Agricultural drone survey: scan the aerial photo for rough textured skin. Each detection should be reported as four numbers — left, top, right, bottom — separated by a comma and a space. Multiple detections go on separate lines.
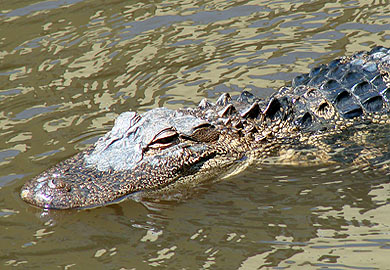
21, 46, 390, 209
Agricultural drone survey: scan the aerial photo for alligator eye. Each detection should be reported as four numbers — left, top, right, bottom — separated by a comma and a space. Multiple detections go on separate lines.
148, 128, 179, 149
185, 123, 219, 142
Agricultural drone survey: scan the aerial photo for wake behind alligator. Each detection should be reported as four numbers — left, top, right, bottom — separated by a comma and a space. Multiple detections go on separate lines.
21, 46, 390, 209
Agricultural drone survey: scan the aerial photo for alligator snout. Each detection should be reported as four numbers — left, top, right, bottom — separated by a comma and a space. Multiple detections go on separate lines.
20, 173, 81, 209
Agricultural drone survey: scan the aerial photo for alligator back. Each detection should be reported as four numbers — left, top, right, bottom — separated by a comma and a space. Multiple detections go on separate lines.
264, 46, 390, 133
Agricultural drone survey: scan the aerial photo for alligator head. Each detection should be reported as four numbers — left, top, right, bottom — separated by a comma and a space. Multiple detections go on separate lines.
20, 103, 257, 209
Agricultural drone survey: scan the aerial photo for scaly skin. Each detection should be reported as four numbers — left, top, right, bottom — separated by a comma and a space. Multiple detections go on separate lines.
21, 46, 390, 209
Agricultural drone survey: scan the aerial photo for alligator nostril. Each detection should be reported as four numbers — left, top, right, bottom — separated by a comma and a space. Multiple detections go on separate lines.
48, 178, 67, 190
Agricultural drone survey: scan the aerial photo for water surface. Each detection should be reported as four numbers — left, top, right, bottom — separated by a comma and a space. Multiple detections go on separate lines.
1, 0, 390, 269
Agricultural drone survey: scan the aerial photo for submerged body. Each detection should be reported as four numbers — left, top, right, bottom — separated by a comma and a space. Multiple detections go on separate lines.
21, 46, 390, 209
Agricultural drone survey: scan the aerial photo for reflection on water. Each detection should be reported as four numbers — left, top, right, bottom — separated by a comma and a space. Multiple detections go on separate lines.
1, 0, 390, 269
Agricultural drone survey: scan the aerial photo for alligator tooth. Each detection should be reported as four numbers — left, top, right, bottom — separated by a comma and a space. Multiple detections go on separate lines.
241, 102, 260, 119
198, 98, 212, 109
216, 93, 231, 106
218, 104, 236, 117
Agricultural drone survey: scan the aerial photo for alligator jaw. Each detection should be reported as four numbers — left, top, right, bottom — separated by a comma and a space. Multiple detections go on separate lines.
20, 143, 223, 209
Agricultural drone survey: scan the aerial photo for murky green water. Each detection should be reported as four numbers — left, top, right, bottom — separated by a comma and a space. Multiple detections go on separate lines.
1, 0, 390, 269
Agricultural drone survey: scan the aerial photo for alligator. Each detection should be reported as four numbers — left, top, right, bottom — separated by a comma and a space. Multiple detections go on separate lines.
20, 46, 390, 209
